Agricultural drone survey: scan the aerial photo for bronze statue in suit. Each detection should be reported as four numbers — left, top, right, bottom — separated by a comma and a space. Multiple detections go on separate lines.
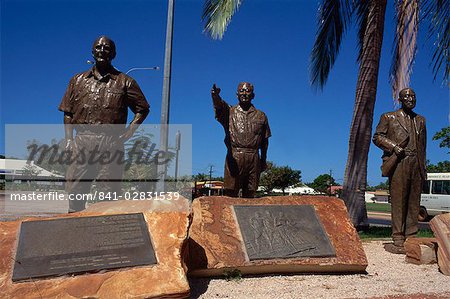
373, 88, 426, 253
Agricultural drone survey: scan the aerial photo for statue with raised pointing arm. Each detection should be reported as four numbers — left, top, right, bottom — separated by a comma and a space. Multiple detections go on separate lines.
211, 82, 271, 198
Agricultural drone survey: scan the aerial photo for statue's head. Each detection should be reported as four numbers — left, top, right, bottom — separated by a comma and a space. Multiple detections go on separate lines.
92, 36, 116, 67
236, 82, 255, 105
399, 88, 416, 111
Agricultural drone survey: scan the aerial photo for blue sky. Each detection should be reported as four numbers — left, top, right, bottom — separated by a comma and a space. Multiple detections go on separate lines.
1, 0, 448, 185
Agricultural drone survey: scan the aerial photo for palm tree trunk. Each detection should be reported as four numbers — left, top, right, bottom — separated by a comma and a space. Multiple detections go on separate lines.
342, 0, 387, 229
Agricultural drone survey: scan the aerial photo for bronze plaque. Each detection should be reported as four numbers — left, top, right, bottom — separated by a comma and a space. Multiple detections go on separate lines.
12, 213, 157, 282
233, 205, 336, 260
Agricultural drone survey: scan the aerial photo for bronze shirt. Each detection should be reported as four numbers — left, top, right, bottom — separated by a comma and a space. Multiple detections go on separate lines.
59, 67, 149, 125
214, 97, 271, 150
228, 105, 271, 150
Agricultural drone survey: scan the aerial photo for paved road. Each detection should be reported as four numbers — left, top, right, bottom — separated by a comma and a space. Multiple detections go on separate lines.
0, 192, 433, 230
368, 211, 431, 230
0, 191, 68, 221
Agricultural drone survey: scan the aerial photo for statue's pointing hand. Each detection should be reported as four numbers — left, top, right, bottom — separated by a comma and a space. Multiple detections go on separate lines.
211, 84, 221, 96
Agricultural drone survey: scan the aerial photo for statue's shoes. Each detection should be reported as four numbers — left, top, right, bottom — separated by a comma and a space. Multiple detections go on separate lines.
383, 242, 406, 254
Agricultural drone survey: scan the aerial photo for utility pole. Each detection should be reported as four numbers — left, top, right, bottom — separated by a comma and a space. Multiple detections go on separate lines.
209, 165, 213, 183
158, 0, 175, 191
174, 131, 181, 181
329, 169, 333, 196
208, 165, 213, 196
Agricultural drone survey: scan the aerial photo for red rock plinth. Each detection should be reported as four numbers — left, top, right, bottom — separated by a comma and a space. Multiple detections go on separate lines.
188, 196, 367, 277
430, 213, 450, 275
404, 237, 437, 264
0, 199, 191, 299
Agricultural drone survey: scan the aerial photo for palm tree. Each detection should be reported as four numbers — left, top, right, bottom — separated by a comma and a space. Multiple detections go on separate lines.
202, 1, 448, 83
202, 0, 243, 40
202, 0, 448, 228
310, 0, 447, 228
313, 0, 387, 229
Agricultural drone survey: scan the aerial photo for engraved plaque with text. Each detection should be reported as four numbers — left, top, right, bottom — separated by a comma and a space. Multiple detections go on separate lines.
233, 205, 336, 260
12, 213, 157, 282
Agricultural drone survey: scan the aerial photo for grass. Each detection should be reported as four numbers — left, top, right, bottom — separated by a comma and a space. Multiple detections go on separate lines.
223, 269, 242, 281
358, 227, 434, 240
366, 202, 391, 213
362, 202, 434, 240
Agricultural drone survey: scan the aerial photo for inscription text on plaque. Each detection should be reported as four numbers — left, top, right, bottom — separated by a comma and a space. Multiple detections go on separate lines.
12, 213, 157, 282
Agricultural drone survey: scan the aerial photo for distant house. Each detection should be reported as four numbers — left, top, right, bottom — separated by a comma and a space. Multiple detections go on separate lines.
193, 180, 224, 197
329, 185, 343, 196
365, 190, 390, 203
374, 190, 390, 202
269, 185, 320, 195
365, 192, 376, 203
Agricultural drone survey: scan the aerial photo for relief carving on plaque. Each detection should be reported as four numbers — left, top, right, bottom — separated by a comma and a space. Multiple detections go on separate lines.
234, 205, 336, 260
249, 210, 317, 256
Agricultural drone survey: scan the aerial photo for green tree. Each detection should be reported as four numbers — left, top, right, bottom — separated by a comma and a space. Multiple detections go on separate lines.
125, 128, 155, 161
432, 126, 450, 152
123, 128, 158, 192
21, 163, 42, 177
426, 160, 450, 173
308, 174, 339, 194
192, 173, 223, 182
367, 179, 390, 191
425, 127, 450, 173
201, 0, 448, 229
259, 162, 301, 195
193, 173, 208, 181
26, 138, 67, 175
21, 163, 43, 188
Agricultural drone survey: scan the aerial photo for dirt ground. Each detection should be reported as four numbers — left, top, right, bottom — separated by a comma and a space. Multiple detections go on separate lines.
189, 240, 449, 299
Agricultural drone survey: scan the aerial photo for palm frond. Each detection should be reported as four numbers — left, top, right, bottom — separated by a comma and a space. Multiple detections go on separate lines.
310, 0, 353, 89
390, 0, 419, 102
202, 0, 242, 40
422, 0, 449, 84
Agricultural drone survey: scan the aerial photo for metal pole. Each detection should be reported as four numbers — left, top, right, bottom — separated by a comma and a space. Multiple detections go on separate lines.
125, 67, 160, 74
208, 165, 213, 196
174, 130, 181, 180
329, 169, 333, 196
158, 0, 175, 191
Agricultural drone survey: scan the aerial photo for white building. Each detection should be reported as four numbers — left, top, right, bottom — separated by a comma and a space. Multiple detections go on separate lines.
261, 185, 320, 195
0, 159, 64, 187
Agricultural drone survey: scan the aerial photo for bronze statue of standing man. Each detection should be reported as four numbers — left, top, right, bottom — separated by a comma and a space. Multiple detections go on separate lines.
59, 36, 150, 212
212, 82, 271, 198
373, 88, 426, 253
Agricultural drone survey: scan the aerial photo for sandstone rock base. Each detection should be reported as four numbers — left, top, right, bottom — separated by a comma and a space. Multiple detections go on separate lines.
430, 213, 450, 275
404, 238, 437, 264
0, 199, 191, 299
188, 196, 367, 277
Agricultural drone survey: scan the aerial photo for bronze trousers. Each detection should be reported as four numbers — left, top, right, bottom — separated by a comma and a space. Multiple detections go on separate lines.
224, 149, 260, 198
389, 155, 422, 246
66, 133, 124, 212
